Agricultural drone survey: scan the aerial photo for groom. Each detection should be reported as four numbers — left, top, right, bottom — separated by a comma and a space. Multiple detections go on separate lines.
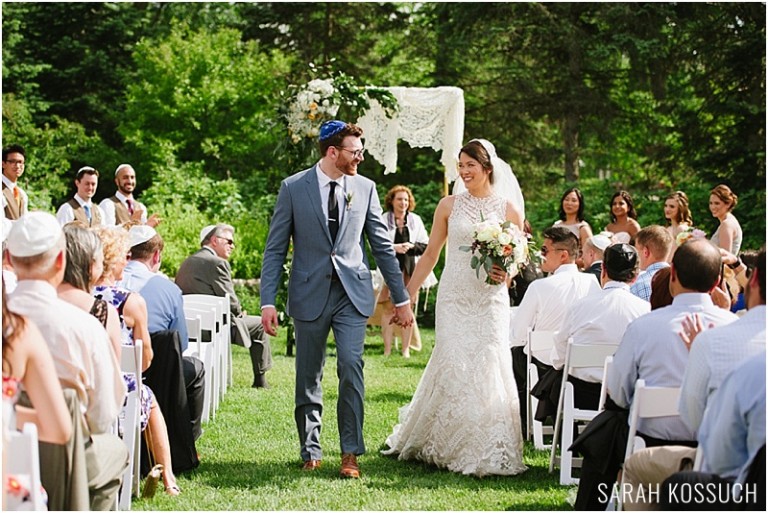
260, 120, 413, 479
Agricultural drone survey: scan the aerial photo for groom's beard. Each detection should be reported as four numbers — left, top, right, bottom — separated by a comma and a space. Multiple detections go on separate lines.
337, 155, 360, 176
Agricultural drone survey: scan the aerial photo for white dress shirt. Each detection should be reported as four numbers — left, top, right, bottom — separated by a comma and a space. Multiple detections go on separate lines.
679, 304, 766, 433
608, 293, 738, 441
551, 281, 650, 382
99, 190, 147, 226
55, 193, 106, 226
511, 263, 601, 365
315, 164, 348, 225
9, 280, 126, 434
2, 174, 29, 218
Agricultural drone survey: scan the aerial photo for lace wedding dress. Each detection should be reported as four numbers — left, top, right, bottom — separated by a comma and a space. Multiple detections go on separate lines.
382, 192, 527, 477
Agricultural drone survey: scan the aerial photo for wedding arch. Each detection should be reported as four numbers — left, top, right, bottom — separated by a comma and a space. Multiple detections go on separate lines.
355, 86, 465, 192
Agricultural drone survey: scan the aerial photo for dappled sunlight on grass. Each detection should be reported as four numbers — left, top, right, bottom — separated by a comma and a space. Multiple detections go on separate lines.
133, 328, 571, 510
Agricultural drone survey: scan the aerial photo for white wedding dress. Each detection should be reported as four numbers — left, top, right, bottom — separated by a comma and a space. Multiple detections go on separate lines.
382, 191, 527, 477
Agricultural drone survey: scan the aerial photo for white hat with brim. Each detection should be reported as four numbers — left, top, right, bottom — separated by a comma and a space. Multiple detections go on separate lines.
128, 225, 157, 248
6, 212, 63, 257
199, 225, 217, 245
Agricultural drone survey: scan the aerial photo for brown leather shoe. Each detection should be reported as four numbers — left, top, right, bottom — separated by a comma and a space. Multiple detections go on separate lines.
340, 453, 360, 479
302, 459, 322, 471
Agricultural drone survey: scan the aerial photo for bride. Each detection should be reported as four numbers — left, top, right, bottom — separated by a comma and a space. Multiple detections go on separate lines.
382, 139, 527, 477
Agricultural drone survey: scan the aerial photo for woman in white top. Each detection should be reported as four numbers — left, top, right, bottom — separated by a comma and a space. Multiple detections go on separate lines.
605, 190, 641, 242
664, 190, 694, 239
709, 184, 742, 255
553, 187, 592, 261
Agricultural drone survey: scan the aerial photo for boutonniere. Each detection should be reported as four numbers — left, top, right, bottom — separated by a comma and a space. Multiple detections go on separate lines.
345, 192, 354, 211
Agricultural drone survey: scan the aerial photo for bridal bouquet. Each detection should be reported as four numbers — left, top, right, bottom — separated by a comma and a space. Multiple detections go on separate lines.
675, 224, 707, 247
460, 218, 529, 285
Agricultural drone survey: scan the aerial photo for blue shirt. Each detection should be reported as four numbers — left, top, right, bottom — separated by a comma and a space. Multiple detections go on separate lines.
119, 260, 189, 351
699, 352, 765, 485
630, 261, 670, 302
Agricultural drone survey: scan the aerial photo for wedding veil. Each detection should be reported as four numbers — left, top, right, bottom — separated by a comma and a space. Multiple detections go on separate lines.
451, 138, 525, 220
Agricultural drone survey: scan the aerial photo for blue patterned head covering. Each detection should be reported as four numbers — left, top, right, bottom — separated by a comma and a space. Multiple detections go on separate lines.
319, 120, 347, 142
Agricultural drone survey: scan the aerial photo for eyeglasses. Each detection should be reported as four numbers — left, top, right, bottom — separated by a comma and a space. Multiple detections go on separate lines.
541, 245, 568, 256
3, 159, 24, 166
216, 235, 235, 246
334, 146, 365, 159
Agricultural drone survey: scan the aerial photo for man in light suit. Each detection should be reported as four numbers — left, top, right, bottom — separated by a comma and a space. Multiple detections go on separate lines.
260, 120, 413, 479
176, 223, 273, 388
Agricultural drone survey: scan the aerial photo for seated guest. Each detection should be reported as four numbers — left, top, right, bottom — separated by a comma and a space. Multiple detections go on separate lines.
661, 353, 765, 510
549, 244, 649, 411
650, 267, 673, 310
582, 233, 612, 283
57, 224, 123, 357
679, 247, 765, 432
6, 212, 127, 510
118, 225, 206, 442
82, 226, 180, 495
630, 225, 673, 301
511, 226, 601, 430
55, 166, 106, 228
3, 282, 72, 444
3, 281, 73, 511
573, 238, 737, 510
176, 224, 273, 388
618, 250, 764, 509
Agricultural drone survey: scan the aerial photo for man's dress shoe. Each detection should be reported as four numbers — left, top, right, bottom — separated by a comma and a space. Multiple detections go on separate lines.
340, 453, 360, 479
302, 459, 322, 471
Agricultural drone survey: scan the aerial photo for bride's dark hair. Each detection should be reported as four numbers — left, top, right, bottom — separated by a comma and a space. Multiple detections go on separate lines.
459, 141, 494, 184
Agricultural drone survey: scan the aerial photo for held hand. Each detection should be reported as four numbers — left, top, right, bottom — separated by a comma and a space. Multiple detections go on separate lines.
390, 303, 414, 328
131, 208, 144, 222
261, 306, 279, 337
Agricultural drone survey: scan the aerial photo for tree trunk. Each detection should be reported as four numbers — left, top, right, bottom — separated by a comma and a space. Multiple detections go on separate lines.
563, 113, 580, 182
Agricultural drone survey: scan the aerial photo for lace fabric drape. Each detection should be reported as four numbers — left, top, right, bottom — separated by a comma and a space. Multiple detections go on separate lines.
356, 87, 464, 181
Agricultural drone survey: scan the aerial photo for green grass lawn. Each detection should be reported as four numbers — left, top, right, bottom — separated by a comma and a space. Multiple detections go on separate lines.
134, 327, 575, 511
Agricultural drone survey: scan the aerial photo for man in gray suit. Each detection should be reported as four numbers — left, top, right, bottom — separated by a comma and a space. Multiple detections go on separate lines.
260, 120, 413, 479
175, 223, 273, 388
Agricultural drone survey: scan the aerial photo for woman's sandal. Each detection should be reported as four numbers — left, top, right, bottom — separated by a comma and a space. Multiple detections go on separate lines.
165, 485, 181, 496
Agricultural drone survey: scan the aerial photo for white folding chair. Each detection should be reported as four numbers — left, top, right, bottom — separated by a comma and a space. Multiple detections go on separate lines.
6, 422, 46, 511
616, 379, 682, 511
118, 342, 143, 510
184, 294, 230, 399
549, 341, 617, 485
183, 307, 218, 422
527, 329, 557, 449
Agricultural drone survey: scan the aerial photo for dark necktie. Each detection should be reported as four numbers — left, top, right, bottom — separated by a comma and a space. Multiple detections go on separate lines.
328, 181, 339, 242
126, 199, 134, 215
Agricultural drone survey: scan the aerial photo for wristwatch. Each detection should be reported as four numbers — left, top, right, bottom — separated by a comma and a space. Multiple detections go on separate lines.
727, 257, 743, 270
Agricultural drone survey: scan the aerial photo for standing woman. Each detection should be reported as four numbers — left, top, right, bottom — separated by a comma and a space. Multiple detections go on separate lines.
709, 184, 742, 255
553, 187, 593, 258
605, 190, 641, 242
663, 191, 693, 239
378, 185, 434, 358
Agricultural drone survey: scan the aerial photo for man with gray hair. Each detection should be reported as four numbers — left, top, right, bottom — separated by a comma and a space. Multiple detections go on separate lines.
176, 223, 273, 388
582, 233, 612, 283
6, 211, 128, 510
99, 163, 160, 228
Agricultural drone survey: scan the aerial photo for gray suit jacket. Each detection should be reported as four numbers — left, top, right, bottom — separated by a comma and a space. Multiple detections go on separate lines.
260, 165, 408, 321
175, 247, 250, 344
